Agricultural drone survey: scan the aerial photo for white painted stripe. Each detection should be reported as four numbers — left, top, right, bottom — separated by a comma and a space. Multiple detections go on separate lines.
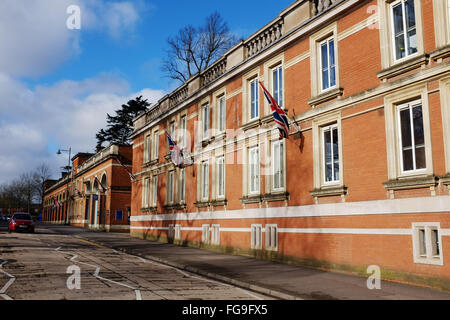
131, 196, 450, 223
285, 51, 310, 69
131, 226, 450, 236
279, 228, 412, 235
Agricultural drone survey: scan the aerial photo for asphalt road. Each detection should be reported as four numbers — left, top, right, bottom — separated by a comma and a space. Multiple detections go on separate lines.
0, 221, 270, 300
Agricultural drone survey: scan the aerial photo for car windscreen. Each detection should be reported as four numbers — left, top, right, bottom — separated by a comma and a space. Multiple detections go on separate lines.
14, 214, 32, 220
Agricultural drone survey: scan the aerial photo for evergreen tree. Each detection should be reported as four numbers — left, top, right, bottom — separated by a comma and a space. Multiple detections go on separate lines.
96, 96, 151, 150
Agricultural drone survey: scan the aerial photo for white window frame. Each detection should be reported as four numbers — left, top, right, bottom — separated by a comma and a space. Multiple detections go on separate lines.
216, 156, 225, 199
168, 224, 175, 240
272, 140, 285, 191
251, 224, 262, 250
384, 85, 433, 180
248, 146, 260, 195
151, 175, 158, 207
396, 100, 427, 174
312, 113, 344, 190
321, 123, 340, 185
211, 224, 220, 246
152, 130, 159, 161
175, 224, 181, 241
144, 135, 151, 163
319, 36, 337, 93
201, 160, 209, 201
309, 22, 340, 99
203, 104, 210, 141
202, 224, 210, 244
178, 168, 186, 204
412, 222, 443, 266
167, 170, 174, 205
271, 65, 283, 107
249, 78, 259, 121
378, 0, 424, 69
217, 95, 226, 133
142, 177, 150, 208
180, 115, 187, 149
265, 224, 278, 251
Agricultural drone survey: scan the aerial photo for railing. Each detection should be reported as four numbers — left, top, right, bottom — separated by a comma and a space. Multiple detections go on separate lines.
245, 17, 284, 59
169, 84, 188, 108
77, 145, 118, 172
312, 0, 339, 15
201, 57, 227, 85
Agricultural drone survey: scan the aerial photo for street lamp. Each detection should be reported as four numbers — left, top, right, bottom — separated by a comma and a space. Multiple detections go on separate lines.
57, 147, 72, 225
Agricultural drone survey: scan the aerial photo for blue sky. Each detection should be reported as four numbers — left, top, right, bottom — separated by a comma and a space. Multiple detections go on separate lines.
0, 0, 293, 183
26, 0, 293, 92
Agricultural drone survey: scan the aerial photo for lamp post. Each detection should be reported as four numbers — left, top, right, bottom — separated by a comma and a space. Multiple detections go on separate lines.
57, 147, 72, 225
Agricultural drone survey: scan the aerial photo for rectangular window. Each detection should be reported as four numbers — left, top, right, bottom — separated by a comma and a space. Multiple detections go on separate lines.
179, 168, 186, 203
218, 96, 226, 132
180, 115, 187, 149
142, 178, 150, 208
151, 175, 158, 207
202, 161, 209, 201
397, 100, 426, 173
202, 224, 210, 244
168, 224, 175, 240
144, 135, 151, 163
265, 224, 278, 251
320, 37, 336, 91
251, 224, 262, 249
412, 223, 443, 265
249, 78, 259, 120
167, 170, 174, 204
203, 104, 210, 140
391, 0, 417, 61
175, 224, 181, 241
321, 124, 340, 183
272, 140, 285, 190
272, 65, 283, 106
217, 156, 225, 198
249, 147, 260, 194
211, 224, 220, 246
152, 131, 159, 160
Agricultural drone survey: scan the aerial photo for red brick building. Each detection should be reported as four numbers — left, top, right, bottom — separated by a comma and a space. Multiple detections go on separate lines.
43, 144, 133, 232
129, 0, 450, 288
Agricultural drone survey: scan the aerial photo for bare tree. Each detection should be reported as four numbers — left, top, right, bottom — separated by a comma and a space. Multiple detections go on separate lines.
162, 12, 236, 83
32, 163, 52, 206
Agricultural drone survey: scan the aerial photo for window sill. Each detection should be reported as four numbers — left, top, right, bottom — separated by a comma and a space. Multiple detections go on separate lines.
430, 44, 450, 62
308, 87, 344, 107
210, 199, 228, 206
163, 203, 186, 210
309, 185, 347, 198
142, 159, 158, 168
239, 195, 262, 204
140, 207, 157, 213
382, 175, 438, 191
262, 192, 289, 202
439, 174, 450, 186
241, 118, 262, 131
194, 201, 210, 208
201, 137, 215, 147
413, 256, 444, 266
376, 54, 429, 81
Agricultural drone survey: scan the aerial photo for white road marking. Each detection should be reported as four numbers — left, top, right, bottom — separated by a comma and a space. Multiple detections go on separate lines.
0, 260, 16, 300
134, 255, 265, 300
55, 247, 142, 300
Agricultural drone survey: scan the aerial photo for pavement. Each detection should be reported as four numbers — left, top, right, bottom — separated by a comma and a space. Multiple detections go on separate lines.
35, 222, 450, 300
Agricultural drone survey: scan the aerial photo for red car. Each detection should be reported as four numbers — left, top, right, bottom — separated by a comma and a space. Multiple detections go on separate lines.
8, 213, 35, 233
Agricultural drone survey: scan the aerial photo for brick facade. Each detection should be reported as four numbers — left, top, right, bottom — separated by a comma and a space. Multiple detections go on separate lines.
125, 0, 450, 288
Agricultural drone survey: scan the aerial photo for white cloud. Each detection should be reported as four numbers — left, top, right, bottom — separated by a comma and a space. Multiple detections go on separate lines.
0, 74, 164, 184
0, 0, 143, 78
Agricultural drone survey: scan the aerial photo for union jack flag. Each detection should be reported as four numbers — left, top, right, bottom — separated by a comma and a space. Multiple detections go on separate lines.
95, 176, 107, 193
117, 157, 138, 182
167, 133, 184, 168
259, 82, 290, 139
